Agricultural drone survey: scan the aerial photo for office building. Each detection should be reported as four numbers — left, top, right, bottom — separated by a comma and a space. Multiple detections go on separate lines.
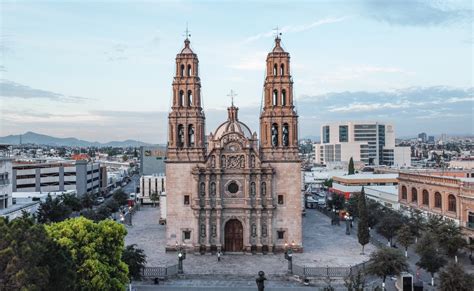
140, 146, 166, 175
314, 121, 410, 166
139, 174, 166, 204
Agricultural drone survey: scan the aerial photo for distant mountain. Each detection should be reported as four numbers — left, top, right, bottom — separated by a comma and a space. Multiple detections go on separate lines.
0, 132, 154, 147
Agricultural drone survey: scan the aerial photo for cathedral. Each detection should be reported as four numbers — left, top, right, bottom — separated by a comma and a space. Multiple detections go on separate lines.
165, 35, 302, 253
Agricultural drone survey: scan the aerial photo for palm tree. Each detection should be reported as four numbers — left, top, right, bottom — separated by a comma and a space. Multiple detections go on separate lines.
366, 248, 408, 290
396, 225, 414, 257
439, 262, 474, 291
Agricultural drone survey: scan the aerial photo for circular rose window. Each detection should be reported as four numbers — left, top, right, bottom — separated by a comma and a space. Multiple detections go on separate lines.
227, 182, 239, 194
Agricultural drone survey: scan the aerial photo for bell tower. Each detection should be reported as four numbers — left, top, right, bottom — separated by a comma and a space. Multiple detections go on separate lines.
167, 36, 206, 162
259, 36, 299, 161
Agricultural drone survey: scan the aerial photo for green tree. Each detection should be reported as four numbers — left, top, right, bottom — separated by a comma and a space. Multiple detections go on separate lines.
62, 192, 83, 212
408, 209, 425, 243
37, 194, 72, 223
113, 189, 129, 206
150, 191, 159, 207
437, 220, 466, 262
415, 232, 446, 286
122, 244, 147, 280
426, 214, 444, 233
323, 178, 333, 189
327, 193, 345, 210
367, 199, 383, 228
122, 154, 129, 162
396, 225, 414, 257
376, 213, 404, 246
105, 198, 120, 213
345, 194, 359, 218
439, 262, 474, 291
81, 192, 95, 209
46, 217, 129, 290
348, 157, 355, 175
344, 270, 365, 291
0, 215, 75, 290
357, 188, 370, 254
366, 248, 408, 290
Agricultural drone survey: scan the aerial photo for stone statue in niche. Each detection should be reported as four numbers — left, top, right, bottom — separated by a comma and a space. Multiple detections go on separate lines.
251, 155, 256, 168
261, 182, 266, 196
261, 223, 267, 237
250, 182, 256, 197
221, 155, 226, 168
251, 223, 257, 237
271, 125, 278, 147
212, 224, 217, 237
283, 126, 289, 146
211, 156, 216, 168
200, 224, 206, 237
210, 182, 216, 196
200, 183, 205, 196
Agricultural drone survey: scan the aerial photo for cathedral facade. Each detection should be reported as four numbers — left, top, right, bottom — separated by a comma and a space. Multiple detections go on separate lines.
165, 36, 302, 253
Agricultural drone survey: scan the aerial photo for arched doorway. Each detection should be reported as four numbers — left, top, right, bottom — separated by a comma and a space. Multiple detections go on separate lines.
224, 219, 243, 252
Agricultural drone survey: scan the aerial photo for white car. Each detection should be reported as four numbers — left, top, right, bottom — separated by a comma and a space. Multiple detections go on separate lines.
96, 197, 105, 204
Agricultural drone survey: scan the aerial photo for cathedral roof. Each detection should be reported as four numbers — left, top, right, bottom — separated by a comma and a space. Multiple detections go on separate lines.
213, 104, 253, 139
180, 38, 194, 54
272, 37, 285, 53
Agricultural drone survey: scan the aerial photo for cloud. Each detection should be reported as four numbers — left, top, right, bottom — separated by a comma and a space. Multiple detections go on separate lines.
0, 79, 89, 103
0, 65, 6, 72
363, 0, 472, 26
243, 17, 348, 43
229, 52, 268, 71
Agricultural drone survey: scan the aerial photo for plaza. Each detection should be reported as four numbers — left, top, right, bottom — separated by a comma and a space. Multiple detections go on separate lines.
125, 206, 376, 276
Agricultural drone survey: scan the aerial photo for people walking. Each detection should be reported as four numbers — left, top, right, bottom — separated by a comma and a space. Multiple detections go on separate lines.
217, 250, 221, 262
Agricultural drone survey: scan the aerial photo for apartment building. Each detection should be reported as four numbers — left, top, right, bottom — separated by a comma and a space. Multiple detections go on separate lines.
139, 174, 166, 204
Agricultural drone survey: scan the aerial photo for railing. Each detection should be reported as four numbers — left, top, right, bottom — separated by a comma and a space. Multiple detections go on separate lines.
142, 264, 179, 279
293, 262, 367, 278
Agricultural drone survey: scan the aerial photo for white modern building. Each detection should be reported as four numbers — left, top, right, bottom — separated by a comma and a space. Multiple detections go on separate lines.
314, 121, 411, 166
12, 160, 104, 196
0, 145, 13, 212
365, 186, 400, 210
139, 174, 166, 204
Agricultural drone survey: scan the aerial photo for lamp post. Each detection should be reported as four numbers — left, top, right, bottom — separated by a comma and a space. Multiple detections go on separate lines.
345, 213, 351, 235
128, 205, 133, 226
120, 214, 125, 224
177, 241, 186, 274
284, 242, 293, 274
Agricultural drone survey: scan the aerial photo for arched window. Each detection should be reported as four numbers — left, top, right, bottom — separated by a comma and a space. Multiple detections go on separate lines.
422, 190, 429, 205
273, 64, 277, 76
188, 124, 195, 147
282, 123, 289, 147
273, 90, 278, 106
434, 192, 442, 208
271, 123, 279, 147
187, 64, 192, 76
179, 90, 184, 107
411, 188, 418, 203
177, 124, 184, 148
261, 182, 266, 196
281, 89, 286, 106
280, 63, 284, 75
448, 194, 456, 212
187, 90, 193, 106
180, 64, 184, 77
401, 186, 407, 200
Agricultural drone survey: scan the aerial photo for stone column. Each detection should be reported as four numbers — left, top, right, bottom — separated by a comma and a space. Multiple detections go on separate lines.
205, 210, 210, 250
216, 209, 222, 249
267, 210, 273, 252
256, 210, 262, 251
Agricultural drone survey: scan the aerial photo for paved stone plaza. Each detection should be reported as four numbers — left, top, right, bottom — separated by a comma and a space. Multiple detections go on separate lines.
125, 206, 375, 276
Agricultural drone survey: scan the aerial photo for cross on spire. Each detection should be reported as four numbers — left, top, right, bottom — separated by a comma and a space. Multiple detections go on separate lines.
227, 89, 237, 106
273, 26, 282, 39
184, 22, 191, 39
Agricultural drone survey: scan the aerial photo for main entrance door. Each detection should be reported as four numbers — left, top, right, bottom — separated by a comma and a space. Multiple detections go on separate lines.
224, 219, 243, 252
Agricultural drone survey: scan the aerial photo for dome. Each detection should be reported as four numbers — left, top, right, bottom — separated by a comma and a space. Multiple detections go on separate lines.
180, 38, 194, 54
213, 105, 253, 139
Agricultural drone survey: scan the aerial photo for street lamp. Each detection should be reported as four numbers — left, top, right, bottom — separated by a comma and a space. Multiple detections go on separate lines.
120, 214, 125, 224
284, 242, 293, 274
344, 212, 351, 235
128, 206, 133, 225
177, 243, 186, 274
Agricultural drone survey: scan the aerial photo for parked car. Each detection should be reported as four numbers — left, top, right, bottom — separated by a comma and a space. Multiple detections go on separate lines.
95, 197, 105, 204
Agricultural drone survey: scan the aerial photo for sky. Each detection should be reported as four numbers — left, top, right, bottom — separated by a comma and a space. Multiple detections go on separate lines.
0, 0, 473, 144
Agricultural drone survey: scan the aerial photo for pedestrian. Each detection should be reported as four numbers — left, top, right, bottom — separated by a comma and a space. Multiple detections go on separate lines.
217, 250, 221, 262
256, 271, 266, 291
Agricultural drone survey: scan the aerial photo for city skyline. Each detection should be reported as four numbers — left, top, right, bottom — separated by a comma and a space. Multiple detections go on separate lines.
1, 0, 473, 143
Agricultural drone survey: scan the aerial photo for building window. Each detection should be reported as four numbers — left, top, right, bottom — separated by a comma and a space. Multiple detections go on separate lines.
277, 230, 285, 240
180, 64, 184, 77
273, 90, 278, 106
468, 212, 474, 229
183, 231, 191, 240
401, 186, 407, 200
323, 126, 330, 143
271, 123, 279, 147
434, 192, 442, 208
282, 124, 289, 147
448, 194, 456, 212
184, 195, 190, 205
281, 89, 286, 106
179, 90, 184, 107
261, 182, 266, 196
280, 63, 284, 75
273, 64, 277, 76
227, 182, 239, 194
422, 190, 429, 205
278, 195, 284, 205
187, 64, 192, 76
339, 125, 348, 142
187, 90, 193, 106
177, 125, 184, 148
188, 124, 195, 147
411, 188, 418, 203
